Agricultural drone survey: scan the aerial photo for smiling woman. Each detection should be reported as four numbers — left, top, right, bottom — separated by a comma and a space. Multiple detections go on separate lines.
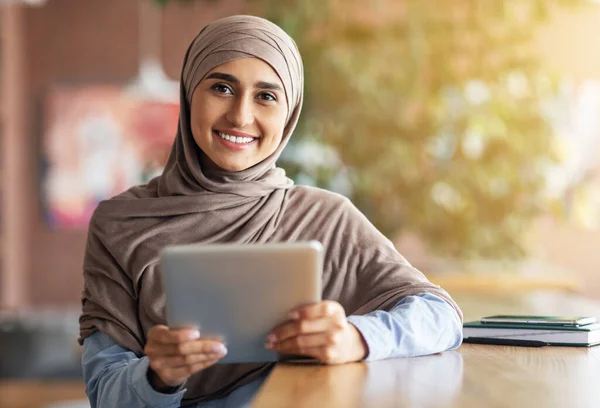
78, 14, 463, 408
191, 58, 288, 171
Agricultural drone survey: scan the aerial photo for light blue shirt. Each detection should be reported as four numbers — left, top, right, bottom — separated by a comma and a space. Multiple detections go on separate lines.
82, 293, 462, 408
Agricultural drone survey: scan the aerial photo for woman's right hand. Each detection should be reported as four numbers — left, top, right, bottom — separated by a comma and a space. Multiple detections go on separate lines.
144, 325, 228, 391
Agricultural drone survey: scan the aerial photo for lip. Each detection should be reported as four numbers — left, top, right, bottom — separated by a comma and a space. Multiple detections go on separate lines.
213, 130, 257, 151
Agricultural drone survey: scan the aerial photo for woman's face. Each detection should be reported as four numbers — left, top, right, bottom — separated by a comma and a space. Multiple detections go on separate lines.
190, 57, 288, 172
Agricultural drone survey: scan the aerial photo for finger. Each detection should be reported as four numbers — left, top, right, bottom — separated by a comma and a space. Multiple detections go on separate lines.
288, 301, 345, 321
268, 332, 341, 353
268, 316, 345, 344
158, 357, 223, 383
148, 325, 200, 345
150, 351, 227, 370
146, 340, 227, 358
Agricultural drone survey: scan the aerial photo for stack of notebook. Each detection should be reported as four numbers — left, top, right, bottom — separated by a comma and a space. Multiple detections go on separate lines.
463, 319, 600, 347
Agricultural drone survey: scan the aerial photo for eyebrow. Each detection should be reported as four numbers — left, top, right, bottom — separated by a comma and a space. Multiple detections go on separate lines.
205, 72, 283, 92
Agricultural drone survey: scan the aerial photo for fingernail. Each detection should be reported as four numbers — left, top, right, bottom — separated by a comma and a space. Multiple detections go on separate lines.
213, 344, 227, 354
289, 311, 300, 320
187, 330, 200, 340
267, 334, 277, 343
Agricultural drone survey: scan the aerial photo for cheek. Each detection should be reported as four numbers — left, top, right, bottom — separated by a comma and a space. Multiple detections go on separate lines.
191, 95, 220, 133
263, 110, 288, 146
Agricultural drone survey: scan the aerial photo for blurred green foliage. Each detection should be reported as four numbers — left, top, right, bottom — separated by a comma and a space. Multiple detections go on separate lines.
155, 0, 586, 259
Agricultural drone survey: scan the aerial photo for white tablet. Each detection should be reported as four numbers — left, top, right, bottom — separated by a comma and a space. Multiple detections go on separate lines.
160, 241, 323, 364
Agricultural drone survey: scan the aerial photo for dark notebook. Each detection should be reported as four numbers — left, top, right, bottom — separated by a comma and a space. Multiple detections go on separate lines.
463, 321, 600, 347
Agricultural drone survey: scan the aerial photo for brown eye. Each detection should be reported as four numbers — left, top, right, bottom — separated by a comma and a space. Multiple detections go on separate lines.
258, 92, 276, 102
212, 83, 233, 95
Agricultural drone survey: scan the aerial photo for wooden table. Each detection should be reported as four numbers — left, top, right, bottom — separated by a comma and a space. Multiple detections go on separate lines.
252, 290, 600, 408
1, 291, 599, 408
0, 381, 86, 408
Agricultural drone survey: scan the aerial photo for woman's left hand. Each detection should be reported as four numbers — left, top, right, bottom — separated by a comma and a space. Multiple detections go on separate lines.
265, 300, 368, 364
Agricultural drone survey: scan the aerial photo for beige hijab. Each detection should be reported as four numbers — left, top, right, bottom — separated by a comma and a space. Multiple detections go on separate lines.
79, 15, 462, 404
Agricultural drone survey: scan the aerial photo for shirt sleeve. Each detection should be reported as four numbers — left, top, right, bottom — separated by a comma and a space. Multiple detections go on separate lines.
346, 293, 463, 361
82, 330, 187, 408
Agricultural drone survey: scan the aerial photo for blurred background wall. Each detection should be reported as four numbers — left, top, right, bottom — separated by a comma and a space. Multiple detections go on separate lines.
1, 0, 251, 308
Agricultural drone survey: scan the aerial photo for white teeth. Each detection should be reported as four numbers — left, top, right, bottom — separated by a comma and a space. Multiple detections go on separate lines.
217, 131, 255, 144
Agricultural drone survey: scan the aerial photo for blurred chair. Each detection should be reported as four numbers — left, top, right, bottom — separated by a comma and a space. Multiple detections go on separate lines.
0, 309, 82, 379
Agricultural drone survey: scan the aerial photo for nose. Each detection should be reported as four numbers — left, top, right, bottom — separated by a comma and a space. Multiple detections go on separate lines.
225, 95, 255, 128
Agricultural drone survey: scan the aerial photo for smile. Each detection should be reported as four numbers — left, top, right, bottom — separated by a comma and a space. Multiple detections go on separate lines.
216, 131, 256, 144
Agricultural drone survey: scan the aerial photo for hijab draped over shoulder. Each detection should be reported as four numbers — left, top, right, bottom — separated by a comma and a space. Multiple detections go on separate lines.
79, 15, 462, 404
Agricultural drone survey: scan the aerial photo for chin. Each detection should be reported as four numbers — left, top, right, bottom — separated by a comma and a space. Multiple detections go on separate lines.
219, 160, 251, 172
